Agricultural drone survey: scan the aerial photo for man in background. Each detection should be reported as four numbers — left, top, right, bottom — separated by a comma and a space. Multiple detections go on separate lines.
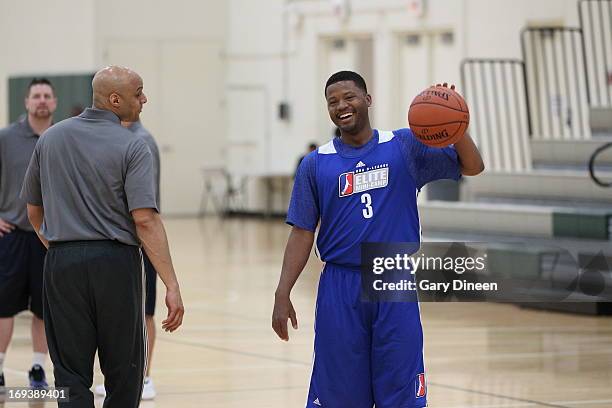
294, 142, 318, 179
0, 78, 57, 390
95, 119, 161, 400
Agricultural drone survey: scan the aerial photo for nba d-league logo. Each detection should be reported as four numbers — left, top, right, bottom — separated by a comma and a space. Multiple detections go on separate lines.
339, 172, 354, 196
338, 164, 389, 197
415, 373, 426, 398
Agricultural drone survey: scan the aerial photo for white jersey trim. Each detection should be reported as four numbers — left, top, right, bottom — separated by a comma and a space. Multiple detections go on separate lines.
318, 130, 393, 154
378, 130, 395, 143
318, 139, 337, 155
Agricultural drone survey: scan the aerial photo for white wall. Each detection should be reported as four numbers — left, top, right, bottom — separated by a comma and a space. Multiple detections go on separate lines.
0, 0, 96, 126
464, 0, 580, 59
94, 0, 228, 215
225, 0, 586, 212
0, 0, 587, 214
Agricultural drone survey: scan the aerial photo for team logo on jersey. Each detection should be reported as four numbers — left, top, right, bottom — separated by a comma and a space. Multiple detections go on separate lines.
338, 164, 389, 197
339, 173, 354, 196
415, 373, 426, 398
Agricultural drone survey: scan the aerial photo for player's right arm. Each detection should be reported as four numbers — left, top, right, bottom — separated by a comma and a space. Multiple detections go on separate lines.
273, 150, 319, 341
272, 226, 315, 341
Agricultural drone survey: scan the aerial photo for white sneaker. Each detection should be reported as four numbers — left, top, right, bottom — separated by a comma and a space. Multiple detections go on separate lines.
141, 377, 156, 400
93, 378, 155, 400
94, 383, 106, 397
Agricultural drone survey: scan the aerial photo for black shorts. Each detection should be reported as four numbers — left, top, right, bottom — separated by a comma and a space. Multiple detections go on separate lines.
0, 228, 46, 318
143, 251, 157, 316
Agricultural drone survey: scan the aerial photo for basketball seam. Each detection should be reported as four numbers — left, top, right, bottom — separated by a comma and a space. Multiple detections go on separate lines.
448, 121, 465, 142
410, 120, 468, 127
447, 89, 466, 111
409, 102, 469, 113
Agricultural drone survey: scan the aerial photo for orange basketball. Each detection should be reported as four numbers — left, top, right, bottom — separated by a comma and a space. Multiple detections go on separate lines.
408, 86, 470, 147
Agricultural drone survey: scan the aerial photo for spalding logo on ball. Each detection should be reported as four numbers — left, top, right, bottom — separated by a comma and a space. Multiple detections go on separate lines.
408, 86, 470, 148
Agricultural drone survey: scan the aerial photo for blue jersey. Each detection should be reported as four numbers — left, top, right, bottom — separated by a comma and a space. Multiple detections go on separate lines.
287, 128, 460, 268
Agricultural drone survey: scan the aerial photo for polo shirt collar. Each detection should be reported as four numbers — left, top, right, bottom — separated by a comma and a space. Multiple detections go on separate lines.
79, 108, 121, 124
18, 115, 39, 139
128, 121, 143, 132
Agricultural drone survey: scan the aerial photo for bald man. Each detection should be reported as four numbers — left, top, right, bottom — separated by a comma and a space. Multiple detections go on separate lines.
20, 66, 184, 408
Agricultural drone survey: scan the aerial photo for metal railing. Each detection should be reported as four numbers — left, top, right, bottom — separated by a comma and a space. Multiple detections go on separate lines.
579, 0, 612, 108
589, 142, 612, 187
460, 59, 532, 171
521, 27, 591, 140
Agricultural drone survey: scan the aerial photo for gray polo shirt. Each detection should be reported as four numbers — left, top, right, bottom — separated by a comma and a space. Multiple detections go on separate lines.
0, 116, 40, 231
129, 121, 160, 209
20, 108, 158, 245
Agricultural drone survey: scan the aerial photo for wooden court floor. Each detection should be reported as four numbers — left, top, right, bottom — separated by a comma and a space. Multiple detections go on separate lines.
2, 217, 612, 407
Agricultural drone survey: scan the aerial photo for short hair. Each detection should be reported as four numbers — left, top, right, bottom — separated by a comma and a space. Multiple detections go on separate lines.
26, 78, 55, 97
325, 70, 367, 96
308, 142, 317, 150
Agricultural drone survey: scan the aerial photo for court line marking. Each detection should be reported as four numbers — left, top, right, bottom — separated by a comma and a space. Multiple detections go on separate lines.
446, 399, 612, 408
159, 335, 612, 364
429, 382, 571, 408
555, 399, 612, 405
446, 403, 537, 408
158, 337, 581, 408
427, 347, 612, 363
157, 337, 311, 366
3, 367, 28, 376
162, 384, 306, 396
152, 364, 305, 374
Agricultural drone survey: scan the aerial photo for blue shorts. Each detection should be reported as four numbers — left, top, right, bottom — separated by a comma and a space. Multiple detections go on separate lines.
306, 263, 427, 408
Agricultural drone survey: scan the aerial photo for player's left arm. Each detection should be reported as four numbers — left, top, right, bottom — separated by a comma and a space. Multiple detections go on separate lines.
21, 143, 47, 247
26, 204, 48, 248
454, 132, 484, 176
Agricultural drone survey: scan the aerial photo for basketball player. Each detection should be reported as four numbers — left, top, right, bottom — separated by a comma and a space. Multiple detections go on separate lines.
95, 119, 160, 400
272, 70, 484, 407
0, 78, 57, 391
21, 66, 184, 407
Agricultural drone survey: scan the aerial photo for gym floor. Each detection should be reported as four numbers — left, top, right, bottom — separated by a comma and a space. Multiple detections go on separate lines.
3, 217, 612, 407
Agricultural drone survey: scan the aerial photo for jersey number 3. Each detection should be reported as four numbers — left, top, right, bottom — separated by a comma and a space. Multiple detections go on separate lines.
361, 193, 373, 219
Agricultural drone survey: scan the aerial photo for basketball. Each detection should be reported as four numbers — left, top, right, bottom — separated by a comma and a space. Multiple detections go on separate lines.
408, 86, 470, 147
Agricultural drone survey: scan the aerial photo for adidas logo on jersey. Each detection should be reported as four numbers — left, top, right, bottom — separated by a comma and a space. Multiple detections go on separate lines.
356, 161, 366, 168
313, 398, 322, 406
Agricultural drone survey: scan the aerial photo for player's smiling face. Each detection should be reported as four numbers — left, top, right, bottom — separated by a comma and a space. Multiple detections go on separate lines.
326, 80, 371, 134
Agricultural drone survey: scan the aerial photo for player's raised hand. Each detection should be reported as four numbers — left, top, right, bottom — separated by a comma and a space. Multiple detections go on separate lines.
434, 82, 456, 90
0, 218, 15, 237
272, 294, 298, 341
